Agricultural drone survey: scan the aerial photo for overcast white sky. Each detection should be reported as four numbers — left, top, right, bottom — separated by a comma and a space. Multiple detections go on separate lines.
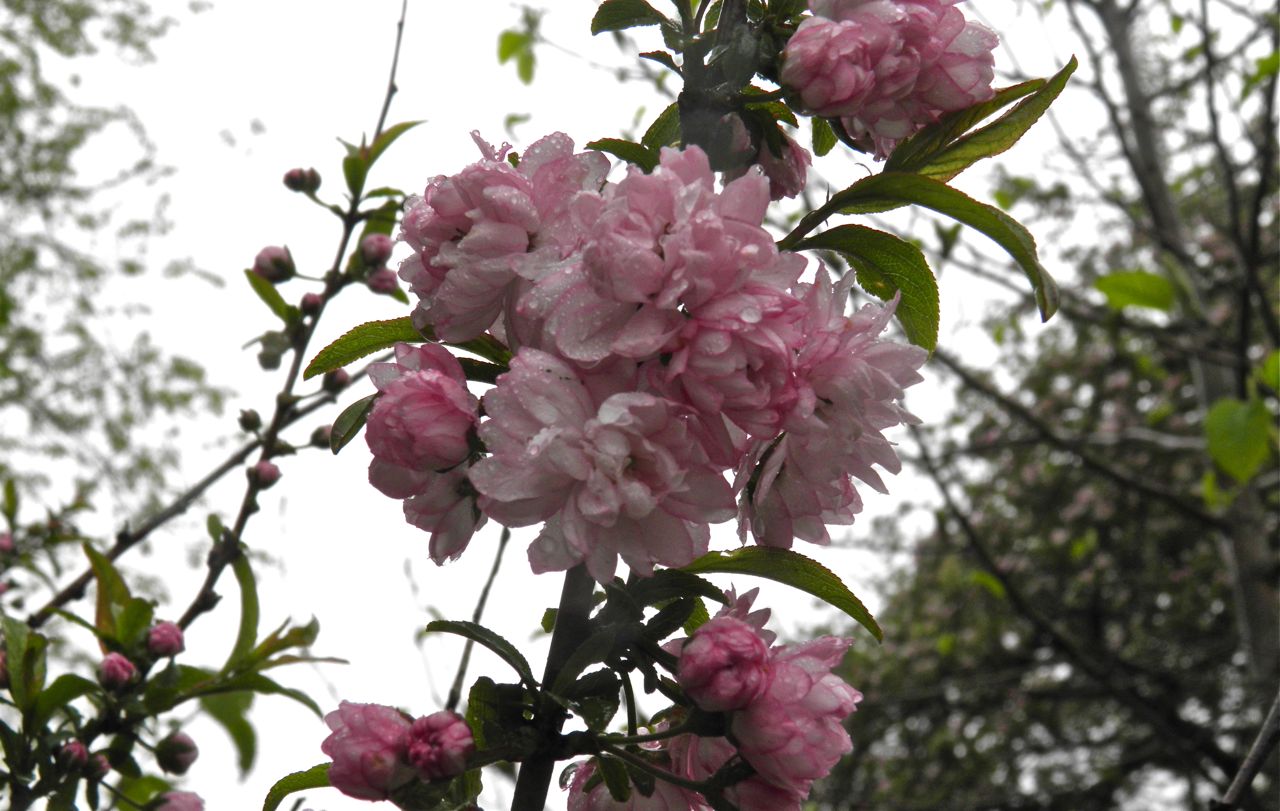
51, 2, 1080, 808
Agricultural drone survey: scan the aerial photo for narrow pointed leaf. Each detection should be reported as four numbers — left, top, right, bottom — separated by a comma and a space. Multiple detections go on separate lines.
303, 316, 422, 379
682, 547, 882, 641
225, 554, 259, 673
368, 121, 424, 169
84, 543, 131, 644
642, 102, 681, 150
330, 393, 379, 455
263, 763, 330, 811
423, 620, 537, 686
35, 674, 98, 726
591, 0, 666, 34
244, 270, 300, 324
587, 138, 659, 172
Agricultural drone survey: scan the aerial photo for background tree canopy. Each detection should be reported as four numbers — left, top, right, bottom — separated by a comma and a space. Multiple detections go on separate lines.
813, 0, 1278, 808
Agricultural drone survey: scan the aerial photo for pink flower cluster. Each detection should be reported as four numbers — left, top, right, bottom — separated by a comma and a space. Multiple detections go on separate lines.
781, 0, 997, 156
567, 590, 862, 810
367, 133, 926, 580
320, 702, 474, 800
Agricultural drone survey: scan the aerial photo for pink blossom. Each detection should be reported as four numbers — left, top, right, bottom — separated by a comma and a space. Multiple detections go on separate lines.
406, 711, 474, 780
565, 758, 698, 810
59, 740, 88, 769
370, 461, 486, 564
676, 616, 771, 711
147, 621, 185, 657
155, 791, 205, 811
779, 12, 898, 118
754, 133, 812, 200
667, 734, 801, 811
98, 653, 137, 691
89, 753, 110, 779
398, 132, 608, 342
731, 637, 862, 794
470, 350, 735, 581
156, 731, 199, 775
366, 343, 478, 473
320, 701, 415, 801
367, 268, 401, 295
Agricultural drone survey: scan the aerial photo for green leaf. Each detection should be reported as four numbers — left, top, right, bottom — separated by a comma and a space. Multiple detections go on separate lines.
498, 30, 529, 63
552, 628, 621, 693
250, 616, 320, 664
423, 620, 537, 686
683, 597, 710, 635
113, 775, 172, 807
969, 570, 1006, 600
812, 117, 837, 157
330, 393, 379, 455
625, 569, 729, 609
1257, 350, 1280, 392
565, 670, 621, 731
203, 691, 257, 776
517, 51, 536, 84
84, 543, 131, 643
2, 478, 16, 525
1205, 397, 1272, 483
795, 225, 939, 351
368, 121, 424, 170
781, 172, 1059, 321
34, 673, 97, 727
113, 597, 155, 649
540, 608, 558, 634
225, 554, 259, 673
644, 598, 697, 641
682, 547, 883, 641
303, 316, 422, 379
1094, 270, 1177, 312
887, 58, 1077, 182
207, 514, 225, 544
243, 270, 299, 324
3, 616, 33, 710
642, 102, 681, 150
587, 138, 659, 172
591, 0, 666, 34
343, 150, 369, 200
262, 763, 330, 811
597, 755, 632, 802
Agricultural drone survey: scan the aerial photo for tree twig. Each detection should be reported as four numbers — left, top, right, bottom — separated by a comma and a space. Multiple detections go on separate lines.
445, 527, 511, 712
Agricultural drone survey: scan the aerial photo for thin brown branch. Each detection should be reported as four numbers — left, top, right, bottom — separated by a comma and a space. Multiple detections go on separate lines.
1211, 689, 1280, 810
445, 527, 511, 713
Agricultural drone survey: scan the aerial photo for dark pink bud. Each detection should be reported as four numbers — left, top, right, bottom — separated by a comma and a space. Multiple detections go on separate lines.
248, 460, 281, 489
366, 268, 399, 295
0, 650, 8, 689
252, 246, 295, 284
156, 731, 199, 775
98, 653, 137, 691
156, 790, 205, 811
360, 233, 394, 266
323, 369, 351, 393
300, 292, 324, 316
59, 740, 89, 770
407, 711, 474, 780
88, 753, 111, 780
310, 425, 332, 448
283, 167, 321, 193
147, 621, 185, 658
0, 532, 13, 553
238, 409, 262, 433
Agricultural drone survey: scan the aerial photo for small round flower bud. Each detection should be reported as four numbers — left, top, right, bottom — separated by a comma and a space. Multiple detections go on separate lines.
252, 246, 295, 284
59, 740, 89, 770
310, 425, 333, 448
323, 369, 351, 393
156, 731, 199, 775
248, 460, 281, 490
300, 292, 324, 316
157, 790, 206, 811
88, 753, 111, 780
283, 167, 321, 193
360, 233, 394, 267
366, 268, 399, 295
238, 409, 262, 433
0, 532, 13, 553
98, 653, 137, 691
147, 621, 185, 658
407, 711, 474, 780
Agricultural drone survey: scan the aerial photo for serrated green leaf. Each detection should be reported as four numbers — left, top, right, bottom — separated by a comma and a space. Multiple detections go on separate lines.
34, 673, 98, 727
625, 569, 729, 609
368, 121, 424, 170
262, 763, 330, 811
812, 118, 837, 157
598, 755, 633, 802
1205, 397, 1272, 483
225, 554, 259, 673
1094, 270, 1176, 312
424, 620, 537, 686
642, 102, 681, 150
330, 393, 379, 455
565, 670, 621, 731
243, 270, 299, 324
203, 691, 256, 776
84, 543, 131, 644
781, 172, 1058, 321
587, 138, 659, 172
644, 598, 697, 641
795, 225, 939, 351
885, 81, 1044, 173
303, 316, 422, 379
682, 547, 882, 641
683, 597, 711, 635
887, 58, 1076, 182
552, 628, 620, 693
591, 0, 666, 35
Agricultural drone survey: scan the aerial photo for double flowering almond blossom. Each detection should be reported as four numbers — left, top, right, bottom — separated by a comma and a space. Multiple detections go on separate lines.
365, 135, 926, 582
321, 702, 474, 800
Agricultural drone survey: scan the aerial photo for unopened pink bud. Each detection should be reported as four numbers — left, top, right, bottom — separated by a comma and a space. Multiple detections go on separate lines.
0, 532, 13, 553
300, 292, 324, 316
253, 246, 295, 284
248, 460, 281, 489
59, 740, 88, 769
156, 791, 205, 811
147, 622, 185, 658
407, 711, 474, 780
283, 167, 321, 193
88, 753, 111, 780
360, 233, 394, 267
323, 369, 351, 393
677, 616, 771, 711
366, 268, 399, 295
156, 731, 199, 775
98, 653, 137, 691
310, 425, 332, 448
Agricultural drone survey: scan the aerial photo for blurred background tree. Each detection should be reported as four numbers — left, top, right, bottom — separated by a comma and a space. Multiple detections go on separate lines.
814, 0, 1278, 808
0, 0, 224, 535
